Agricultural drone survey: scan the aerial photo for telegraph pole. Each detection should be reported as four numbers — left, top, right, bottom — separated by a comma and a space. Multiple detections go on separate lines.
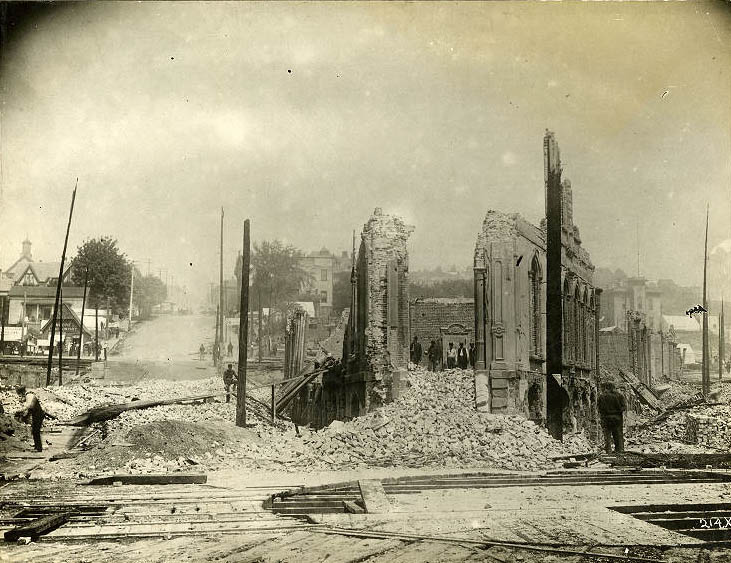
0, 297, 5, 356
219, 207, 225, 364
236, 219, 250, 427
128, 263, 135, 329
702, 205, 710, 397
58, 287, 63, 386
720, 298, 725, 381
46, 180, 77, 386
76, 267, 89, 376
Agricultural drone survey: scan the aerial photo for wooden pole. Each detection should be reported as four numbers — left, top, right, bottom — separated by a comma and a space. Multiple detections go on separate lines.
58, 287, 63, 386
47, 180, 77, 386
720, 299, 725, 381
258, 286, 263, 364
76, 267, 89, 376
236, 219, 250, 427
0, 296, 6, 356
94, 302, 99, 361
219, 207, 225, 364
128, 265, 135, 327
214, 304, 220, 366
702, 204, 710, 397
20, 291, 26, 357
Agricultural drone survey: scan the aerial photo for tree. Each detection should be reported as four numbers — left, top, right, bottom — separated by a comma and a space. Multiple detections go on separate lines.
332, 270, 351, 313
411, 279, 473, 299
70, 237, 131, 314
251, 240, 311, 310
134, 274, 168, 319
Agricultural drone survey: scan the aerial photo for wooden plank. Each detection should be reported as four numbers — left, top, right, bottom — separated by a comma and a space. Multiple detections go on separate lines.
358, 479, 390, 514
4, 512, 71, 542
81, 473, 207, 486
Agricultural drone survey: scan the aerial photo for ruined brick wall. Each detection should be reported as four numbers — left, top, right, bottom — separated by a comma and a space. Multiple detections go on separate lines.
409, 298, 474, 366
287, 208, 413, 428
361, 208, 413, 377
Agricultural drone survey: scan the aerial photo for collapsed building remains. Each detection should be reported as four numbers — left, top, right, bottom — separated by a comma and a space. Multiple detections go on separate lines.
287, 208, 414, 428
473, 131, 600, 440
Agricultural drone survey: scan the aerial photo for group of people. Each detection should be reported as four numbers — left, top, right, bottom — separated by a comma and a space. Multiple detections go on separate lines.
410, 336, 476, 371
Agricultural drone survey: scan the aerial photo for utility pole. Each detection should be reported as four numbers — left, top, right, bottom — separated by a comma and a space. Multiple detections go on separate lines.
236, 219, 250, 427
47, 179, 77, 386
20, 290, 26, 357
213, 305, 221, 366
76, 267, 89, 377
219, 207, 225, 364
95, 300, 99, 361
0, 297, 5, 356
128, 264, 135, 329
258, 286, 263, 364
720, 298, 725, 381
544, 131, 565, 440
702, 204, 710, 397
58, 287, 63, 386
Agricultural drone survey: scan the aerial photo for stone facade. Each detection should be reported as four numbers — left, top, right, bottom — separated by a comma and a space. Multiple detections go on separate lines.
287, 208, 414, 428
473, 132, 600, 439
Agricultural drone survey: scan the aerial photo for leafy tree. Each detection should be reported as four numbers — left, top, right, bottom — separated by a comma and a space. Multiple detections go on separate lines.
70, 237, 131, 314
134, 274, 168, 319
332, 270, 351, 313
411, 279, 473, 299
251, 240, 311, 310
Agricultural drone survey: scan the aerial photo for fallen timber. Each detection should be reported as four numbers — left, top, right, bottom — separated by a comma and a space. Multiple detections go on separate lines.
65, 392, 236, 426
4, 512, 71, 542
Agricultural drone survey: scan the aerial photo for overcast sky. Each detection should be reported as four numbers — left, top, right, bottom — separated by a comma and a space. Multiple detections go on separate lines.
0, 1, 729, 302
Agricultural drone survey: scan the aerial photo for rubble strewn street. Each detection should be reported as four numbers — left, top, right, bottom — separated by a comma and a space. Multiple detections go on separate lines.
28, 368, 593, 479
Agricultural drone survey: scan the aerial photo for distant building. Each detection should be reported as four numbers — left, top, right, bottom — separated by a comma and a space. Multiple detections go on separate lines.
600, 277, 663, 331
3, 239, 72, 287
299, 248, 335, 314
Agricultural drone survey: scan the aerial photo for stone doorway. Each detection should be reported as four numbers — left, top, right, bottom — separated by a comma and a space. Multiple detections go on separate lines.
440, 323, 473, 368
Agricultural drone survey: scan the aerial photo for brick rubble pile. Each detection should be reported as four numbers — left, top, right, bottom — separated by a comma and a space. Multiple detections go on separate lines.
44, 367, 595, 478
627, 381, 731, 454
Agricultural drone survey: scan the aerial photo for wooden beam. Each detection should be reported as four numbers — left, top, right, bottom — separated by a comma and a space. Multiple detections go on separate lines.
81, 473, 207, 486
4, 512, 71, 542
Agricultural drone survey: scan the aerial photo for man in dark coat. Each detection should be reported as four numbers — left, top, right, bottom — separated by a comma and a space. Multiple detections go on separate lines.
427, 340, 438, 371
410, 336, 423, 366
456, 342, 469, 369
223, 363, 238, 403
468, 343, 476, 368
598, 382, 626, 453
15, 386, 45, 452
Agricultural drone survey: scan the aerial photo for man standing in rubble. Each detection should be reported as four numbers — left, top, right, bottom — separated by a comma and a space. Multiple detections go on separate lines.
223, 363, 237, 403
14, 386, 45, 452
427, 340, 438, 371
410, 336, 422, 366
598, 382, 626, 453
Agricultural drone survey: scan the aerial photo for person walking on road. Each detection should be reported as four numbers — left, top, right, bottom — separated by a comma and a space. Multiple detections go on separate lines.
223, 363, 237, 404
199, 343, 206, 361
227, 341, 233, 357
598, 381, 626, 453
15, 386, 45, 452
